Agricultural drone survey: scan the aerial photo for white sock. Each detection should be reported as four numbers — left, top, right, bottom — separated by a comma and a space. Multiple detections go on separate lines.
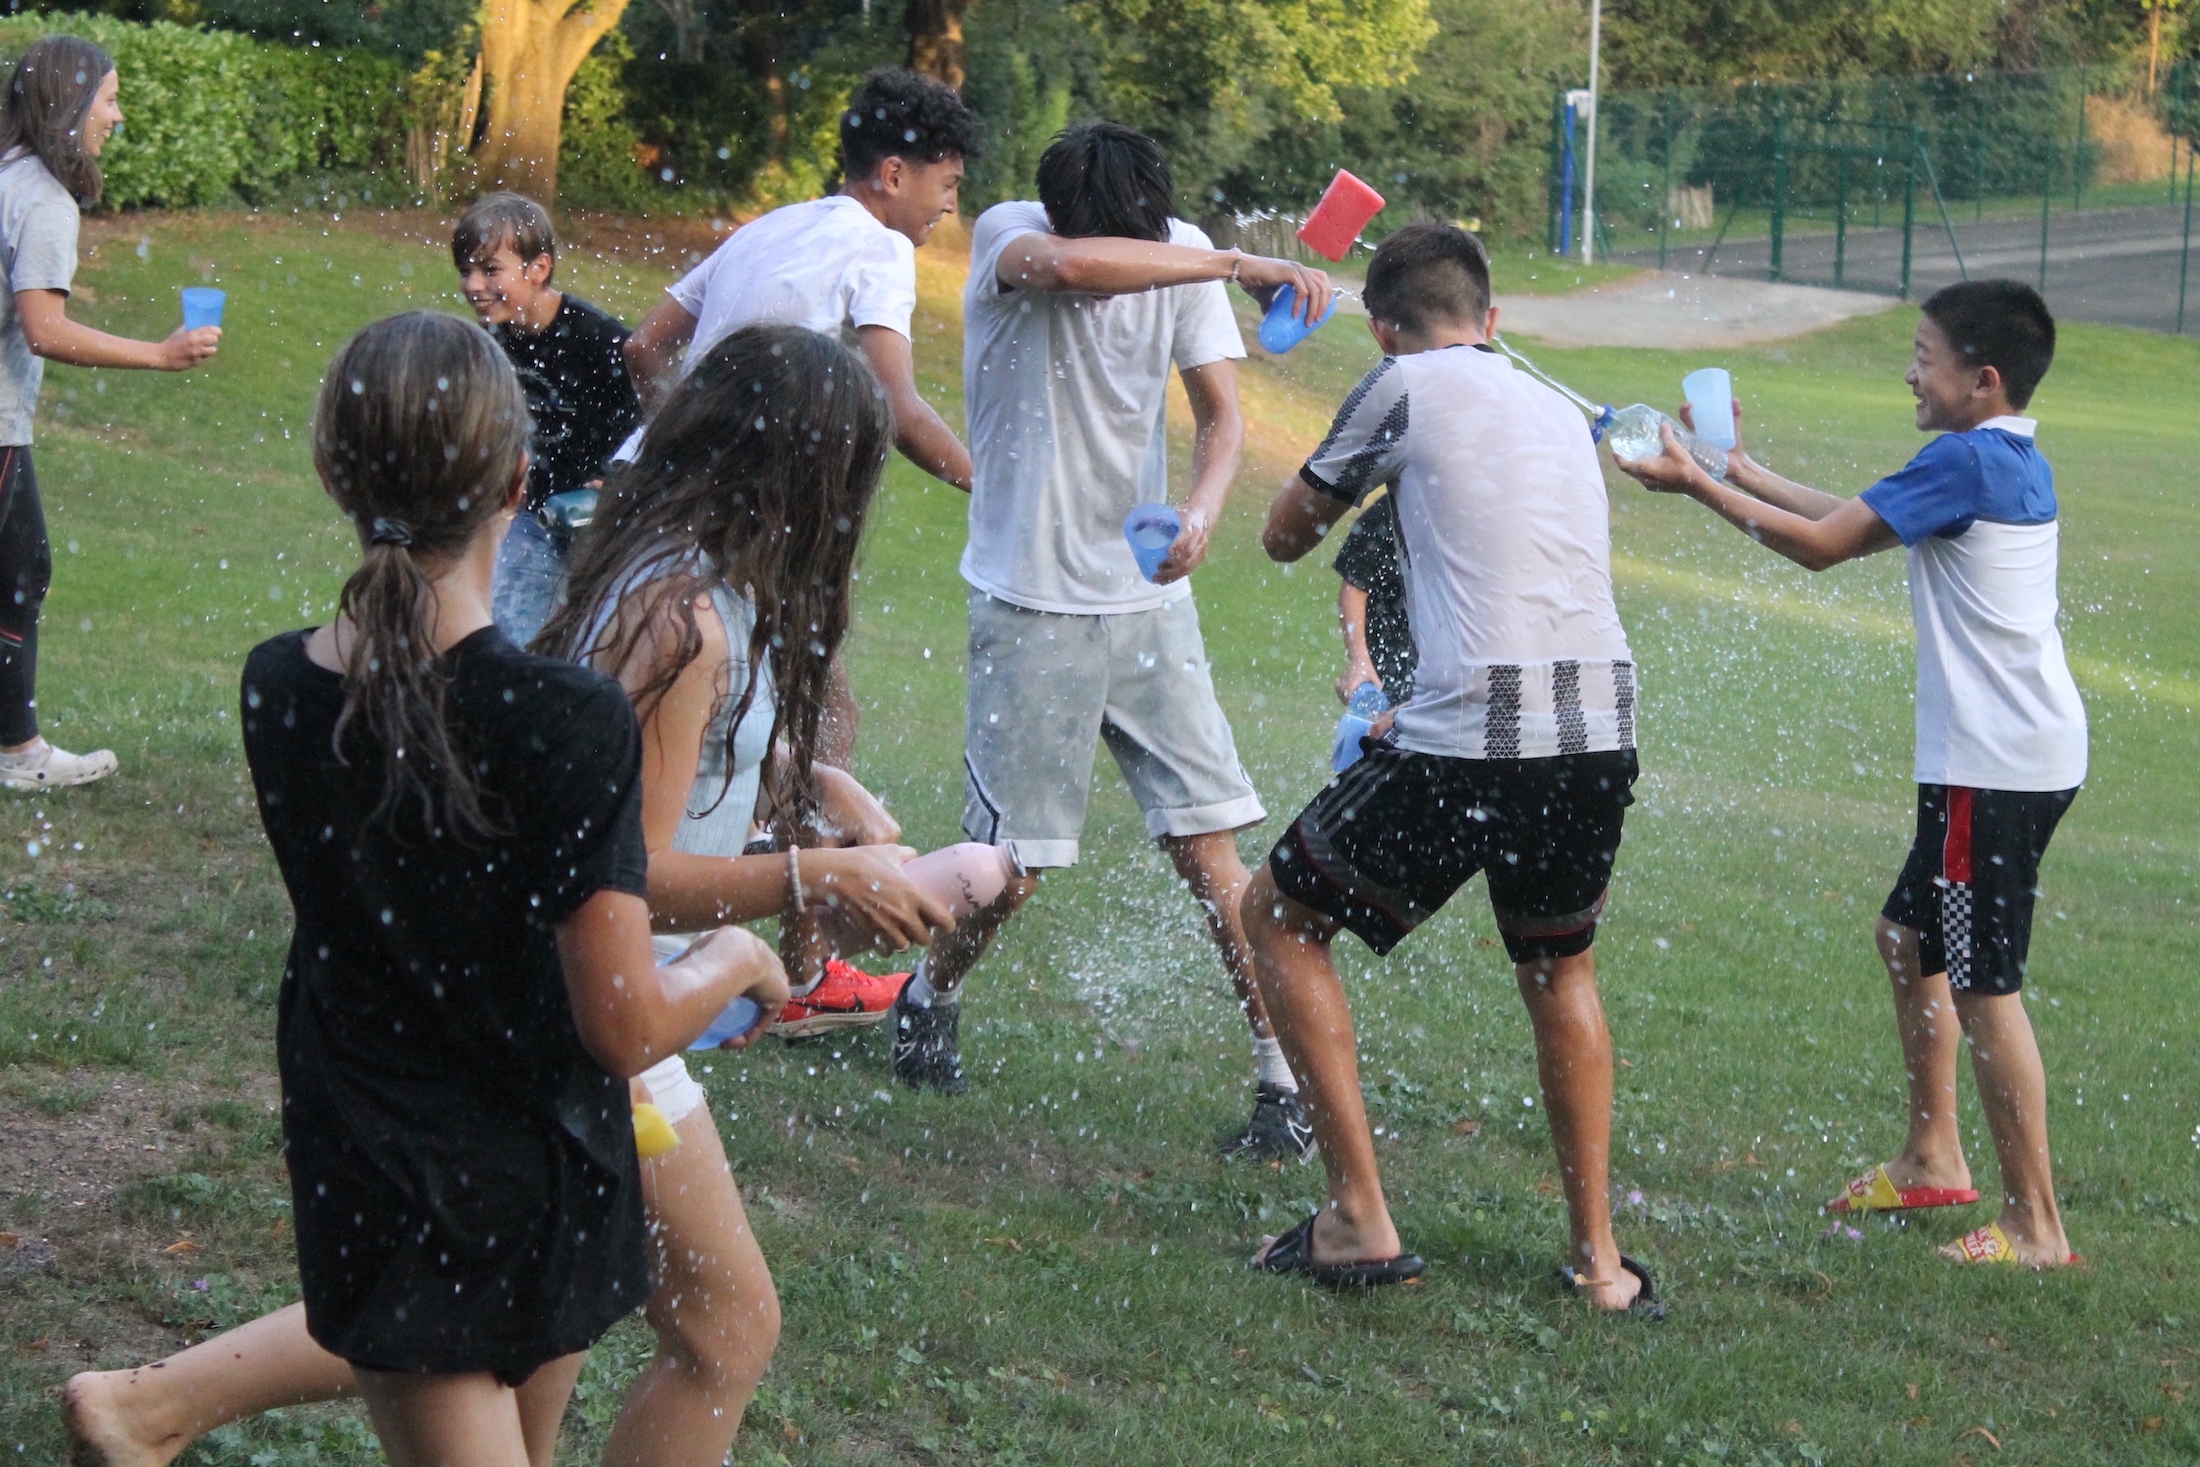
1253, 1035, 1297, 1091
902, 961, 955, 1010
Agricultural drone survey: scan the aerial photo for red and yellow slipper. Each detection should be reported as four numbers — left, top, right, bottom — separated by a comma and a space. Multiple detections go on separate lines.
1822, 1163, 1980, 1215
1942, 1222, 2082, 1268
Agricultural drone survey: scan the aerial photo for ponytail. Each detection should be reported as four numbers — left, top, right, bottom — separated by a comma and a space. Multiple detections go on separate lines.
314, 312, 529, 840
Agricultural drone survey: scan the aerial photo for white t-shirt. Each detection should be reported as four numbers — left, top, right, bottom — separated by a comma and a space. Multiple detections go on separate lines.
1302, 345, 1636, 761
669, 194, 917, 370
959, 201, 1246, 615
0, 153, 78, 446
1858, 416, 2087, 791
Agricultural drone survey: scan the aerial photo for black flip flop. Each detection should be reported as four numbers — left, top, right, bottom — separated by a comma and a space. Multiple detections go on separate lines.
1558, 1254, 1667, 1320
1253, 1213, 1426, 1290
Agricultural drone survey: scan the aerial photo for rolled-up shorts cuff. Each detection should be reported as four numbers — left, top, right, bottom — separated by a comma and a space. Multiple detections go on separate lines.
1144, 793, 1267, 841
994, 836, 1079, 870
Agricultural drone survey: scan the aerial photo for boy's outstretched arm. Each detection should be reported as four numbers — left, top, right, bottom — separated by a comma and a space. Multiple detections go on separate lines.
1677, 399, 1846, 519
625, 297, 698, 413
997, 233, 1333, 322
1337, 582, 1379, 703
1149, 359, 1244, 583
857, 325, 974, 491
1262, 473, 1343, 563
1620, 424, 1898, 572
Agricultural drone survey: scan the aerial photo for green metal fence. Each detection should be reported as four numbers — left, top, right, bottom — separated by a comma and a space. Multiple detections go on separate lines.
1550, 61, 2200, 332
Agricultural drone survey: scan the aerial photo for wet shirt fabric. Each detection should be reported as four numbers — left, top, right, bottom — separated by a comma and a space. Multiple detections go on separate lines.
577, 553, 774, 860
960, 201, 1245, 615
1302, 345, 1635, 760
0, 152, 77, 445
241, 628, 652, 1379
495, 293, 640, 509
1858, 416, 2087, 792
669, 195, 917, 369
1331, 490, 1416, 701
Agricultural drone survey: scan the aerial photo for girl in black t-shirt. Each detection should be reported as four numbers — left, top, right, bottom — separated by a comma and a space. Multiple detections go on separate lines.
171, 312, 781, 1466
64, 327, 903, 1467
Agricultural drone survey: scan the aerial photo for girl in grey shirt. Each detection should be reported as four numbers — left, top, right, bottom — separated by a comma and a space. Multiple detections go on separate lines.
0, 36, 219, 791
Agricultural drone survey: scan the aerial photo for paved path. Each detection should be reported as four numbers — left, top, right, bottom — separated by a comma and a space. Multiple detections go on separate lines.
1493, 272, 1901, 349
1612, 203, 2200, 334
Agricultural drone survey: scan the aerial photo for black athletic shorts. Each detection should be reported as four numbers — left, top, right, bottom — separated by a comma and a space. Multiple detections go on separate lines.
1881, 783, 2078, 996
1268, 745, 1636, 960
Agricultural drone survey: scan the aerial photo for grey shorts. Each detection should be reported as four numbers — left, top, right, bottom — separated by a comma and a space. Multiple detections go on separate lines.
962, 590, 1265, 868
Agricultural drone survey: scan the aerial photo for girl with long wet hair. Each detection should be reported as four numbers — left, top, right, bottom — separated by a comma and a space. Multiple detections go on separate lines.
64, 310, 785, 1467
0, 35, 220, 792
66, 324, 1000, 1467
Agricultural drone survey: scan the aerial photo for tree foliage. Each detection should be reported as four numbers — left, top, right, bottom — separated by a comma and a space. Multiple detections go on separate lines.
0, 11, 402, 208
32, 0, 475, 64
1219, 0, 1583, 233
1602, 0, 2175, 88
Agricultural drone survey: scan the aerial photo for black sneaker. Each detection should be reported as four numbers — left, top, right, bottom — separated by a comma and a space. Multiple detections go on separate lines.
892, 993, 968, 1095
1222, 1083, 1315, 1162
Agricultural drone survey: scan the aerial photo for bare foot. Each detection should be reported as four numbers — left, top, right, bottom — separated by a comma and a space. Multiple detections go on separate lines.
1937, 1219, 2078, 1269
63, 1370, 182, 1467
1251, 1204, 1402, 1268
1882, 1153, 1973, 1194
1563, 1241, 1643, 1312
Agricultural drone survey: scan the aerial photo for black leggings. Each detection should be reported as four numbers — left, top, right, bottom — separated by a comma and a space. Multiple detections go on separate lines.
0, 446, 50, 746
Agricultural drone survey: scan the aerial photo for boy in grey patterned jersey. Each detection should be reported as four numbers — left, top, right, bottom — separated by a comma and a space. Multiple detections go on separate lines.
1240, 224, 1655, 1310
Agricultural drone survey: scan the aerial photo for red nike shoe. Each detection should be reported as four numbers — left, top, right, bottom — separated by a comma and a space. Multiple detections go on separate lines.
771, 959, 911, 1039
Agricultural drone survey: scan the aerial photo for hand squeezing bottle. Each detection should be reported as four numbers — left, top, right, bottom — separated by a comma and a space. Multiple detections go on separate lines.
1594, 404, 1730, 481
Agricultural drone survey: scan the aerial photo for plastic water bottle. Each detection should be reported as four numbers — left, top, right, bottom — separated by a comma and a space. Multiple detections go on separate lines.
1331, 682, 1390, 772
688, 996, 762, 1051
1595, 404, 1729, 482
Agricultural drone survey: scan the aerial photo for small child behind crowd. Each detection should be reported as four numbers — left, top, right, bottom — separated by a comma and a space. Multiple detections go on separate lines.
452, 191, 640, 644
1332, 487, 1415, 707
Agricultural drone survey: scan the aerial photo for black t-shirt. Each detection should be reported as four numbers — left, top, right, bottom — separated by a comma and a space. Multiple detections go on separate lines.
1331, 490, 1417, 700
497, 294, 641, 509
241, 627, 651, 1377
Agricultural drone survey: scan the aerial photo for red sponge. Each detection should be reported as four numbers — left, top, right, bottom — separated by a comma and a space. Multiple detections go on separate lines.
1297, 170, 1387, 261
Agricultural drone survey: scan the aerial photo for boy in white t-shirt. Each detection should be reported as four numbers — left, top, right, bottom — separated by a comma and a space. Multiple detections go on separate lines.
889, 121, 1336, 1163
624, 67, 977, 494
1244, 224, 1652, 1305
1617, 279, 2084, 1270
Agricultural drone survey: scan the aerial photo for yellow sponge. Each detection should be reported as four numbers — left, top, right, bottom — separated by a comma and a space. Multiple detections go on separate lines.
631, 1102, 681, 1160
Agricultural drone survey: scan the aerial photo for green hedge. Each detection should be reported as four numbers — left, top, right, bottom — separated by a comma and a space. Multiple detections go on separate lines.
0, 12, 404, 209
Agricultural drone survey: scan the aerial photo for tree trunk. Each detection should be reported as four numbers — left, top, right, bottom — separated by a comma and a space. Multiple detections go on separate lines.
473, 0, 633, 205
904, 0, 971, 92
651, 0, 706, 63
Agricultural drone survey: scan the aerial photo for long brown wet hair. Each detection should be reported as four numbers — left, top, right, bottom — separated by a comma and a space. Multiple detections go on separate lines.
0, 36, 114, 205
314, 311, 529, 839
542, 323, 891, 830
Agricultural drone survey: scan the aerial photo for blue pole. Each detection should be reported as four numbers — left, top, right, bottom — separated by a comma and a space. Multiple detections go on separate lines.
2178, 144, 2194, 334
1559, 101, 1579, 257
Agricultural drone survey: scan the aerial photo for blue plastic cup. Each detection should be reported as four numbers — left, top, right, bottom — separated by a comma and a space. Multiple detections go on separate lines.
1682, 367, 1735, 450
1330, 682, 1390, 772
1123, 503, 1181, 582
688, 996, 762, 1050
181, 287, 225, 331
1257, 283, 1341, 354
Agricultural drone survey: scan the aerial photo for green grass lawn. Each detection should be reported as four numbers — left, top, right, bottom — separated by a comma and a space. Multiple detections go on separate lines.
3, 206, 2199, 1467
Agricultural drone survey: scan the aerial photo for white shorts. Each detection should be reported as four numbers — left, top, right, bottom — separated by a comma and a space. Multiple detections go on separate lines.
962, 590, 1264, 868
634, 1054, 706, 1126
635, 934, 710, 1125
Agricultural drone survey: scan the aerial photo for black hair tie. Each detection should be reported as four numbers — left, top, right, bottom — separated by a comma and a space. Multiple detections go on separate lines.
368, 517, 414, 548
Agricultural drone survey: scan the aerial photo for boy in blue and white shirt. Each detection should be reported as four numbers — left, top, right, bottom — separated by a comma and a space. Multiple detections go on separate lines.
1617, 278, 2085, 1270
